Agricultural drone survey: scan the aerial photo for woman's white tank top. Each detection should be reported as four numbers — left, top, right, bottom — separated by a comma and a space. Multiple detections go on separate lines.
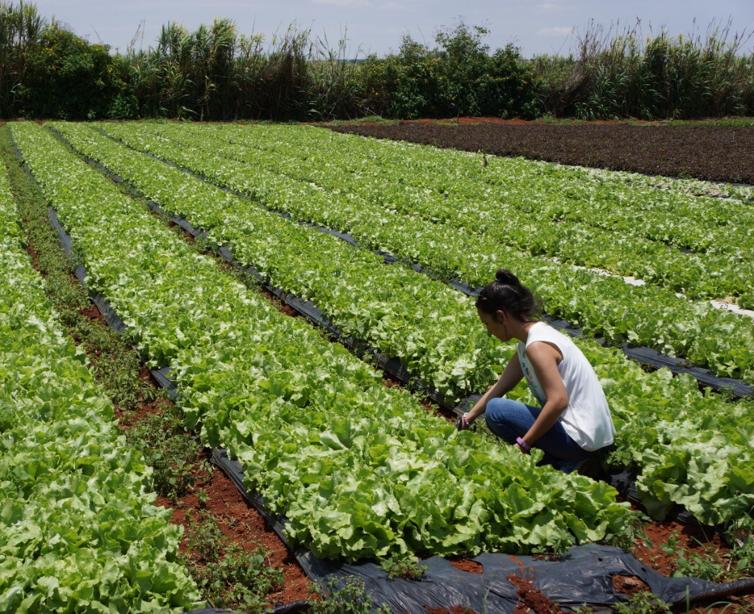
516, 322, 615, 451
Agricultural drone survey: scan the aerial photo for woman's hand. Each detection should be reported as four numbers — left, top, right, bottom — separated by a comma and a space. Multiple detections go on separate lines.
458, 355, 524, 431
459, 412, 474, 429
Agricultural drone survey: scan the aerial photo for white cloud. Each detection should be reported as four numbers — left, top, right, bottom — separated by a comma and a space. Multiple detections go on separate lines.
539, 26, 574, 37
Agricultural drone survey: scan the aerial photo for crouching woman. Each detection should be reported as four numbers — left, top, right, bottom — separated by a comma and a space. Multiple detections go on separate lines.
460, 269, 615, 473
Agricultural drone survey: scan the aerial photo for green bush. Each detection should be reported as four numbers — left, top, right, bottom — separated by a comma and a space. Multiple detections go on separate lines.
1, 1, 753, 121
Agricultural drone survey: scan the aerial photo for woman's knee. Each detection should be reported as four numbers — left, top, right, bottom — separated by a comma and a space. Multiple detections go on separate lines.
484, 397, 526, 427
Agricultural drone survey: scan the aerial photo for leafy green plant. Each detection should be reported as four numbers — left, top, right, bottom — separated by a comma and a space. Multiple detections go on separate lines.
380, 554, 428, 580
0, 152, 200, 610
729, 536, 754, 578
52, 120, 510, 404
118, 119, 754, 310
0, 126, 151, 414
197, 487, 209, 508
614, 591, 671, 614
660, 531, 680, 557
674, 547, 726, 582
57, 119, 754, 532
310, 578, 390, 614
661, 533, 754, 583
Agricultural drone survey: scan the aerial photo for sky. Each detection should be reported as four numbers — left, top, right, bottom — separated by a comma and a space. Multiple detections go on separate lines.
31, 0, 754, 58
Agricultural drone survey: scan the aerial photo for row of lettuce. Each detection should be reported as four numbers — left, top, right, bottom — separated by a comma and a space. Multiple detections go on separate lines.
11, 122, 635, 564
0, 160, 201, 610
94, 121, 754, 385
49, 121, 754, 533
174, 122, 754, 304
325, 123, 754, 255
51, 122, 509, 403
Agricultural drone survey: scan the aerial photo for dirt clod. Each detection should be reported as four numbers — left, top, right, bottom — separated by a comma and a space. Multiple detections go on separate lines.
508, 573, 564, 614
612, 574, 650, 596
449, 559, 484, 574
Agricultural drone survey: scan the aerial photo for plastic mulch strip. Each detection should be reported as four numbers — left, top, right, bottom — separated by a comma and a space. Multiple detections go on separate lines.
211, 449, 754, 613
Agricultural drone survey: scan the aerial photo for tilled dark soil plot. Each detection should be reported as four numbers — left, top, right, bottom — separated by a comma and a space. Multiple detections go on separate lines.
332, 122, 754, 185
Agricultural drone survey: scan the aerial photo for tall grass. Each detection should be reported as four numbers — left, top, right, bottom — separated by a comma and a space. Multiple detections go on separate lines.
535, 20, 754, 119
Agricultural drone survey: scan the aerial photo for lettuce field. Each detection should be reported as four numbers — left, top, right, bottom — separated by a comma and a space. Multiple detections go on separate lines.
1, 120, 753, 612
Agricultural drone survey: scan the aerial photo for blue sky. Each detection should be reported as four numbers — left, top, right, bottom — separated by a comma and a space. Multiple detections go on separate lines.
33, 0, 754, 57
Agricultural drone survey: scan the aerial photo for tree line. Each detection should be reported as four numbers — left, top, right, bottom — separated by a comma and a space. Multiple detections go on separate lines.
1, 1, 752, 121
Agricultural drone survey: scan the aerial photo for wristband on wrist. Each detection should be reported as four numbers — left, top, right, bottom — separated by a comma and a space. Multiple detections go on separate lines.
515, 437, 531, 453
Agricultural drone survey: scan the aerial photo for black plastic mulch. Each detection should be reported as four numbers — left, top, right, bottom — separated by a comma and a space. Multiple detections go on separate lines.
332, 123, 754, 186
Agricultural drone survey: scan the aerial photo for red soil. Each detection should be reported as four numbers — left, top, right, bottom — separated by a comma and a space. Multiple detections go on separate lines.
631, 519, 729, 577
508, 554, 527, 572
508, 573, 564, 614
458, 117, 530, 126
449, 558, 484, 574
24, 244, 40, 269
396, 116, 671, 127
382, 376, 401, 388
156, 460, 313, 607
260, 286, 299, 317
335, 122, 754, 184
79, 303, 107, 325
399, 117, 532, 126
278, 302, 299, 317
113, 396, 165, 430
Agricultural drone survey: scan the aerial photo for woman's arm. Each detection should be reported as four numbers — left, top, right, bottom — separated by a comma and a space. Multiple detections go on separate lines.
518, 342, 569, 450
461, 353, 524, 426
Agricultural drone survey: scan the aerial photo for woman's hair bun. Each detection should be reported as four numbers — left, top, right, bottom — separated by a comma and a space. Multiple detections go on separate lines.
476, 269, 541, 320
495, 269, 520, 286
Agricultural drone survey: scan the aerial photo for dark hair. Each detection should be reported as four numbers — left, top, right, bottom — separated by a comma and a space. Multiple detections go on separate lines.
475, 269, 541, 321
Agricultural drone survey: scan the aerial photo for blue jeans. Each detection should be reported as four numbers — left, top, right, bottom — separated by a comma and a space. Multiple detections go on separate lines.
484, 397, 592, 473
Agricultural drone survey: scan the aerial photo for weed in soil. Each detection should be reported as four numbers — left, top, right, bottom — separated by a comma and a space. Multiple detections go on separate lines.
180, 510, 284, 611
381, 553, 428, 580
633, 521, 754, 584
613, 590, 671, 613
125, 402, 205, 500
310, 578, 390, 614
